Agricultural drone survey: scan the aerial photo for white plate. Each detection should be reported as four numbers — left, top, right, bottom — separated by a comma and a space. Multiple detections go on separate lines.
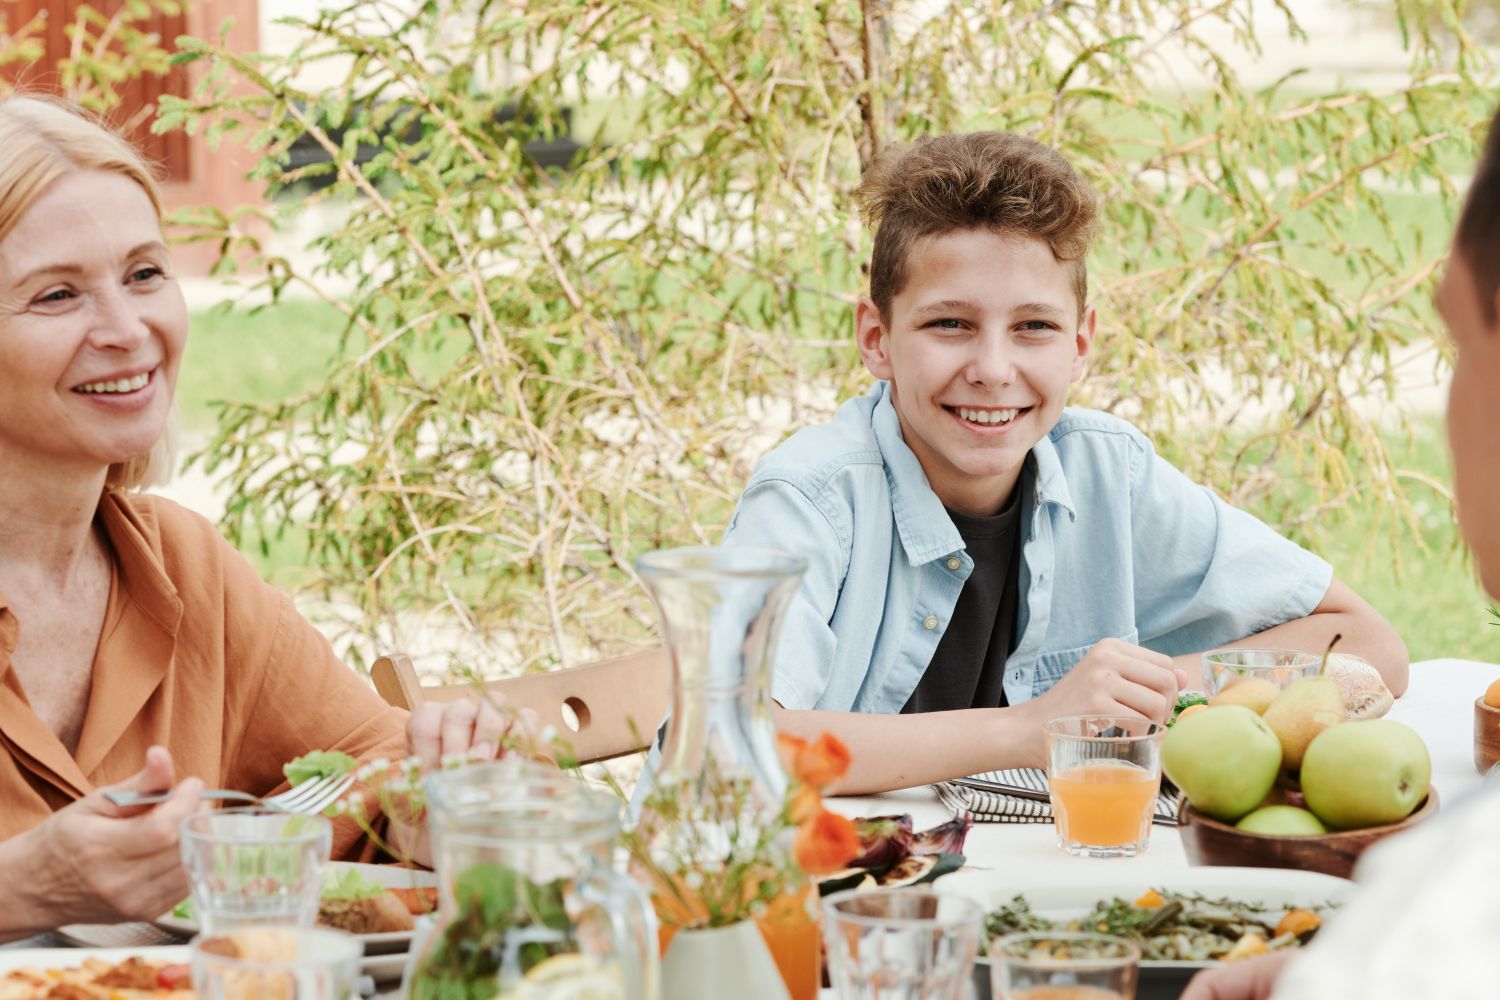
0, 945, 190, 974
0, 944, 406, 991
940, 865, 1354, 987
155, 862, 438, 955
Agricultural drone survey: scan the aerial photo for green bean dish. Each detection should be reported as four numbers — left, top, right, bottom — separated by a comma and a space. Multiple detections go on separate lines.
984, 889, 1335, 963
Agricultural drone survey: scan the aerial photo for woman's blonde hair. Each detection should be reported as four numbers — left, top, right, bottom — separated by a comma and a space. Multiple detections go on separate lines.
0, 94, 176, 490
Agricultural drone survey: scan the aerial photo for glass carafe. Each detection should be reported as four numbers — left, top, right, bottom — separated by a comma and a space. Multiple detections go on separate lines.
406, 759, 658, 1000
631, 546, 817, 999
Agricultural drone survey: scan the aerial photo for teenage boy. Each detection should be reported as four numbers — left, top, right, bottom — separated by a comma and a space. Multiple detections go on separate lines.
724, 132, 1407, 793
1179, 100, 1500, 1000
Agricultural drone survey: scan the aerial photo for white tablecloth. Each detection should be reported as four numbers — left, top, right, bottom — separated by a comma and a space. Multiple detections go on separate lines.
828, 657, 1500, 876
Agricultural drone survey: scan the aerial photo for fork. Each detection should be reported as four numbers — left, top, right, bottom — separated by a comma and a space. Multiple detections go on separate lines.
103, 772, 356, 815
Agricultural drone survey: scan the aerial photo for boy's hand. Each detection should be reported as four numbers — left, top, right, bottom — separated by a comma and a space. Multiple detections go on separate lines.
1031, 637, 1189, 727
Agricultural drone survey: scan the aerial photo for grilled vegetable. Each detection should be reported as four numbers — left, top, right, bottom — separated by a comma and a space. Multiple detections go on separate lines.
983, 890, 1336, 963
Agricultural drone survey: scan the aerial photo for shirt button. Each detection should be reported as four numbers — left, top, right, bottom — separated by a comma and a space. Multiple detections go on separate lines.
945, 556, 961, 570
923, 615, 940, 630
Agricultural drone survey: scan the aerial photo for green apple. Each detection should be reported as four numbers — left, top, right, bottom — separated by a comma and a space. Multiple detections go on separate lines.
1235, 804, 1328, 835
1300, 720, 1431, 830
1162, 705, 1283, 823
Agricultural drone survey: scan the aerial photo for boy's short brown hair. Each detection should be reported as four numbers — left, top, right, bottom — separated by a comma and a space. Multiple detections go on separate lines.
856, 132, 1099, 322
1457, 104, 1500, 323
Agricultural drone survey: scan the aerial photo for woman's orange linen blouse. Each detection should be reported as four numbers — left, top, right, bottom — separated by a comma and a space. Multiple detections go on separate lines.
0, 491, 408, 859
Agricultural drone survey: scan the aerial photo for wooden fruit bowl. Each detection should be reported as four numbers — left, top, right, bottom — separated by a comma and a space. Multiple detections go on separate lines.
1476, 697, 1500, 775
1177, 788, 1439, 880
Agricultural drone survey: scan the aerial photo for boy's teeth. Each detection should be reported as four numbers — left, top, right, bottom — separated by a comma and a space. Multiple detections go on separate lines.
77, 372, 150, 394
958, 407, 1019, 425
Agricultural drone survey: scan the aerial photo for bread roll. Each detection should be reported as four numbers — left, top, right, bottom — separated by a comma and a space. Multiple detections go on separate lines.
317, 892, 415, 934
1325, 654, 1394, 720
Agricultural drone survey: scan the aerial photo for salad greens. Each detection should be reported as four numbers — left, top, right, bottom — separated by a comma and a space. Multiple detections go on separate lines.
320, 866, 389, 901
283, 750, 358, 786
171, 865, 391, 919
410, 862, 574, 1000
1170, 691, 1209, 725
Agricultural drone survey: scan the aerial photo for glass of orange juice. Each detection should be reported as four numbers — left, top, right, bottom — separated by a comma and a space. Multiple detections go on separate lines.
1044, 716, 1164, 858
989, 931, 1139, 999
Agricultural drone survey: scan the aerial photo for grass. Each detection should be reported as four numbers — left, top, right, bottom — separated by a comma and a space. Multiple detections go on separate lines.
178, 298, 351, 431
1309, 424, 1498, 663
180, 296, 1498, 664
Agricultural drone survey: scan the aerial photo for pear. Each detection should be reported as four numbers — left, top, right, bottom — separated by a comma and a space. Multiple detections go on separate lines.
1262, 676, 1345, 770
1209, 676, 1281, 715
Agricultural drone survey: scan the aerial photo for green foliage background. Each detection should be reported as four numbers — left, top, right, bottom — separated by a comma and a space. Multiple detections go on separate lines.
153, 1, 1496, 670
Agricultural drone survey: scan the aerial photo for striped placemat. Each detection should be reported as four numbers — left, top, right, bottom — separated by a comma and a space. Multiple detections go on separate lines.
934, 767, 1181, 825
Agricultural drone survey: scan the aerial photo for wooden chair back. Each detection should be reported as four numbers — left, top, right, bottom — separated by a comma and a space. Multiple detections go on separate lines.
371, 649, 669, 765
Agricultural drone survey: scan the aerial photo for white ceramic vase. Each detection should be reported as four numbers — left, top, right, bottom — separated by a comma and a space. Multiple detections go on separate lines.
661, 920, 792, 1000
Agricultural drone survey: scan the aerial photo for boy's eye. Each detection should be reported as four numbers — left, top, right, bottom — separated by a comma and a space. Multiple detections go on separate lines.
925, 318, 964, 330
1019, 320, 1054, 332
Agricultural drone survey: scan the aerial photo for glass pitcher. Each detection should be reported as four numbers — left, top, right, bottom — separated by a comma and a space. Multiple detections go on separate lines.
405, 759, 658, 1000
630, 545, 818, 999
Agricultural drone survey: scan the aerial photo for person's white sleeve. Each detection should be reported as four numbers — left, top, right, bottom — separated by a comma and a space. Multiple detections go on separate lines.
1271, 785, 1500, 999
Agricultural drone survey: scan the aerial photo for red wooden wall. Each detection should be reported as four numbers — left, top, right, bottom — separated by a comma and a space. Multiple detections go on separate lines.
2, 1, 194, 181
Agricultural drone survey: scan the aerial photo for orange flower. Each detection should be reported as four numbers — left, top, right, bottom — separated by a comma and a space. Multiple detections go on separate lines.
793, 809, 861, 875
794, 733, 852, 788
788, 783, 822, 825
776, 732, 808, 774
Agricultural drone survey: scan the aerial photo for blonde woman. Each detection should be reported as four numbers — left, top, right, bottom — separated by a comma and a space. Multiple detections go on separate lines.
0, 96, 501, 939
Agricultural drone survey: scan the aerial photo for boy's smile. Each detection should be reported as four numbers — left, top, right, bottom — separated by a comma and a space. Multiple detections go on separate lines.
857, 228, 1094, 517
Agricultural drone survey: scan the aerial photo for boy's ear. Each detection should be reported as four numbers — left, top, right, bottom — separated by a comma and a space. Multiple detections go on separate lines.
1070, 305, 1098, 382
855, 297, 894, 381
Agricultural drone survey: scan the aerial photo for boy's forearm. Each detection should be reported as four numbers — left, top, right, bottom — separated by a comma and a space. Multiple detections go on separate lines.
772, 703, 1046, 794
1170, 601, 1409, 696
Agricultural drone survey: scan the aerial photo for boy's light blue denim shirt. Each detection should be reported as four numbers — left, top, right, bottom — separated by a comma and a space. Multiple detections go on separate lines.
722, 381, 1333, 712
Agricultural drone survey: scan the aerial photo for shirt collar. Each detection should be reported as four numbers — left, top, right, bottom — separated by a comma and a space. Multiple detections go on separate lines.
871, 382, 1077, 566
870, 382, 966, 566
97, 491, 184, 636
0, 491, 183, 795
0, 492, 183, 654
1031, 428, 1077, 521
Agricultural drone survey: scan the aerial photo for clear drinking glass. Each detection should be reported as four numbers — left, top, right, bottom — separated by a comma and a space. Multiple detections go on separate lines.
191, 925, 361, 1000
823, 888, 983, 1000
1044, 717, 1163, 859
989, 932, 1139, 1000
1200, 648, 1320, 697
180, 809, 332, 932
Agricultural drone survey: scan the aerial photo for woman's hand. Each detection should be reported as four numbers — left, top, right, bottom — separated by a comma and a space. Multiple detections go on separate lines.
1180, 951, 1295, 1000
11, 746, 202, 933
405, 698, 513, 772
393, 698, 524, 868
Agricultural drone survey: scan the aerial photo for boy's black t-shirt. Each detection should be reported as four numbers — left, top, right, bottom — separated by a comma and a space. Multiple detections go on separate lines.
901, 458, 1032, 714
